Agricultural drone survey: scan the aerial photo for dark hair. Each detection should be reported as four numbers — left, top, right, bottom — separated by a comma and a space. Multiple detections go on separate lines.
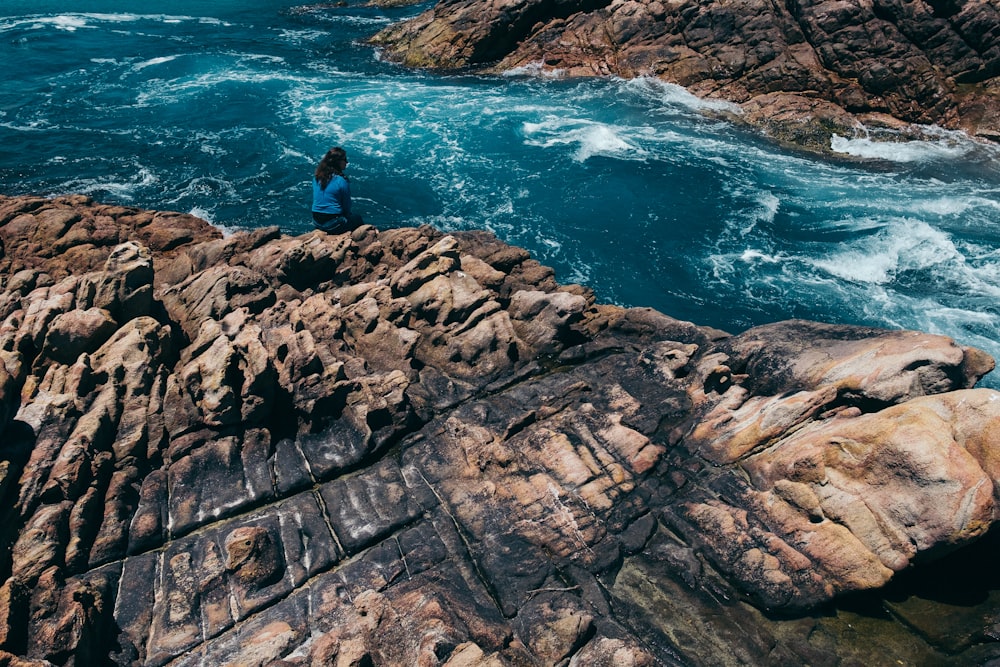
315, 147, 347, 189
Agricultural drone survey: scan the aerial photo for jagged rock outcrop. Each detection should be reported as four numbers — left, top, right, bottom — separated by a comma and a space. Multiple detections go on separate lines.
370, 0, 1000, 150
3, 193, 1000, 665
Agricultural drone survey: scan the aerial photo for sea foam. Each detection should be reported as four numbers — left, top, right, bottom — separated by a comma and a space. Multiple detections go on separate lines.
502, 61, 566, 79
522, 117, 647, 161
830, 130, 972, 163
626, 77, 741, 114
810, 219, 958, 284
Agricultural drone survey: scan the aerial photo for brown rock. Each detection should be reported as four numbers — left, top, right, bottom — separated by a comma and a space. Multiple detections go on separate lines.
40, 308, 117, 365
0, 579, 27, 650
2, 195, 1000, 666
0, 195, 218, 279
520, 594, 594, 664
159, 264, 276, 341
509, 289, 587, 356
10, 503, 71, 586
25, 568, 116, 665
441, 642, 505, 667
224, 525, 284, 587
0, 652, 55, 667
569, 637, 657, 666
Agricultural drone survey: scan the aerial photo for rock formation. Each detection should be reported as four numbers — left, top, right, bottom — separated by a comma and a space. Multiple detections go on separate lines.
370, 0, 1000, 150
2, 193, 1000, 665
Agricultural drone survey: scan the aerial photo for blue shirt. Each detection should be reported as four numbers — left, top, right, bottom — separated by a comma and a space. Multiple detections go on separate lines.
312, 175, 351, 215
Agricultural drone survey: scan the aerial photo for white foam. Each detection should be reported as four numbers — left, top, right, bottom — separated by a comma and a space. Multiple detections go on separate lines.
502, 61, 566, 79
135, 62, 315, 106
814, 246, 900, 284
214, 224, 239, 239
199, 142, 228, 156
0, 13, 228, 34
706, 155, 734, 168
170, 177, 238, 203
324, 15, 392, 27
573, 124, 643, 161
809, 219, 962, 285
740, 249, 783, 264
741, 191, 780, 234
134, 55, 180, 70
188, 206, 215, 223
541, 237, 562, 252
0, 118, 51, 132
626, 76, 741, 114
278, 28, 330, 43
906, 195, 1000, 217
830, 130, 972, 163
806, 219, 1000, 302
822, 216, 887, 233
522, 116, 647, 162
46, 15, 91, 31
58, 167, 158, 201
279, 145, 312, 162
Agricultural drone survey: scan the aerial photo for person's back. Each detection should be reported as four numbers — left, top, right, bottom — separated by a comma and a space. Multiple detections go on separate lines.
311, 146, 362, 233
313, 173, 350, 216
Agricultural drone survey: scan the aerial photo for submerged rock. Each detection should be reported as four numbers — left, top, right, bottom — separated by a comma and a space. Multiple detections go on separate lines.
2, 193, 1000, 664
370, 0, 1000, 151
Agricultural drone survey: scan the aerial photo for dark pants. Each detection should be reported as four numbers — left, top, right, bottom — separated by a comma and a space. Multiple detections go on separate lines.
312, 211, 362, 234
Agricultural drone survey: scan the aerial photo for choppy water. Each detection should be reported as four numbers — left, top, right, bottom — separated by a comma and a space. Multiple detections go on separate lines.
3, 1, 1000, 386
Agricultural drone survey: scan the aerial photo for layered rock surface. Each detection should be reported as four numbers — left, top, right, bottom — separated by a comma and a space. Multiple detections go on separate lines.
2, 193, 1000, 665
371, 0, 1000, 149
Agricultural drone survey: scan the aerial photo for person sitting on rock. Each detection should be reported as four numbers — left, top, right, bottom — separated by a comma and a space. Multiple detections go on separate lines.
311, 146, 363, 233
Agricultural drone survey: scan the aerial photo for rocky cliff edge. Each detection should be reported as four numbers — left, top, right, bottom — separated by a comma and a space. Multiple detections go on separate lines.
370, 0, 1000, 152
2, 194, 1000, 665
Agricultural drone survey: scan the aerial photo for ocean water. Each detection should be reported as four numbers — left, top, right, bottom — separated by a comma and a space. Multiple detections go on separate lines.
3, 1, 1000, 386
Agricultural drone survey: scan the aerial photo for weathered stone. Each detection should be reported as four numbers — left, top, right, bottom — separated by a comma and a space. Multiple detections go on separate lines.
159, 265, 275, 341
320, 458, 432, 555
509, 289, 587, 356
81, 242, 154, 322
126, 470, 169, 556
0, 579, 27, 650
519, 593, 594, 664
569, 637, 658, 666
224, 525, 283, 587
2, 194, 1000, 666
166, 436, 256, 535
25, 567, 117, 665
10, 503, 71, 586
39, 308, 116, 365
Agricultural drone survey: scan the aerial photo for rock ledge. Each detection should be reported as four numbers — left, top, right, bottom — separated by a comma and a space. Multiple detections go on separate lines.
2, 194, 1000, 665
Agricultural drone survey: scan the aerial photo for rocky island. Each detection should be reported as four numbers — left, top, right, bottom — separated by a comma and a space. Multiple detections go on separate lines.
371, 0, 1000, 151
2, 193, 1000, 665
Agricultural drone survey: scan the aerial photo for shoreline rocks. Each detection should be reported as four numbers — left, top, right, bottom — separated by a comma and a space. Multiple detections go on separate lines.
369, 0, 1000, 153
3, 194, 1000, 664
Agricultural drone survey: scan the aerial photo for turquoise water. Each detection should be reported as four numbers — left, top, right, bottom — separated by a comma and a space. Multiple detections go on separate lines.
3, 2, 1000, 385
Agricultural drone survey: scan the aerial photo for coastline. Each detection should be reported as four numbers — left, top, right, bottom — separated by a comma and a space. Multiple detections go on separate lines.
369, 0, 1000, 156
